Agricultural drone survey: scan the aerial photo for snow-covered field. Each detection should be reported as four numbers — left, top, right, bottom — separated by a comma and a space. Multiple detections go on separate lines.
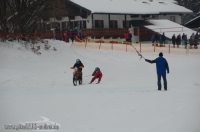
0, 40, 200, 132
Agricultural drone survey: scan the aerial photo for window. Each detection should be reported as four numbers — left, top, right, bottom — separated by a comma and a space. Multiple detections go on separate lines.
95, 20, 104, 28
142, 2, 150, 5
46, 23, 50, 30
152, 15, 158, 20
74, 21, 78, 28
170, 16, 176, 22
134, 28, 138, 36
123, 21, 131, 28
109, 20, 118, 28
159, 2, 166, 5
77, 21, 87, 29
79, 21, 86, 29
130, 15, 139, 18
51, 22, 60, 29
62, 22, 69, 30
68, 21, 86, 29
69, 21, 74, 29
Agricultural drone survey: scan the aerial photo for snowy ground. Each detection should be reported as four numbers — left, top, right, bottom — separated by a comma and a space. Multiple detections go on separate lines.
0, 40, 200, 132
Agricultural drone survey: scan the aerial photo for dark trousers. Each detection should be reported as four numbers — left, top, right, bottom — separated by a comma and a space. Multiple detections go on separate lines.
157, 74, 167, 90
172, 41, 175, 45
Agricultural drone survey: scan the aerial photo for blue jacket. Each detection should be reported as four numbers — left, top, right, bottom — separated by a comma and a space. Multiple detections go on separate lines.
146, 57, 169, 75
151, 35, 155, 41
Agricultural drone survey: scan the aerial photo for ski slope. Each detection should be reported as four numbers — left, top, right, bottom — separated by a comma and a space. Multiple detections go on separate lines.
0, 40, 200, 132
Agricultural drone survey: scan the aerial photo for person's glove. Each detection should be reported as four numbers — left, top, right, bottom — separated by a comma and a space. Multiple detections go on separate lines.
167, 71, 169, 74
92, 74, 95, 76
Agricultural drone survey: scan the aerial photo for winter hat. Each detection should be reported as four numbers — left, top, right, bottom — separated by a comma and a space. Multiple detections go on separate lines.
159, 52, 163, 57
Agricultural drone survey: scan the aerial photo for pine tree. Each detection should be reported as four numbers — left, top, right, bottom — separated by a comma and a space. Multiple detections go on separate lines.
176, 0, 200, 24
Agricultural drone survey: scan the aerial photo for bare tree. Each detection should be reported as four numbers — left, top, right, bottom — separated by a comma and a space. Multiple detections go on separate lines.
0, 0, 50, 33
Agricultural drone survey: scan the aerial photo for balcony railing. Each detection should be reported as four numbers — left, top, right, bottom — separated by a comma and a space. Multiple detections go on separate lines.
85, 28, 128, 39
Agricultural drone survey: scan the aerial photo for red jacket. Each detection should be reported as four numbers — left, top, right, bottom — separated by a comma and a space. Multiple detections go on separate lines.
124, 33, 129, 39
63, 32, 68, 38
92, 70, 102, 77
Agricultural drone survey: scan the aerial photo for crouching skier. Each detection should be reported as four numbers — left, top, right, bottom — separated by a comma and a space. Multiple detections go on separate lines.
89, 67, 102, 84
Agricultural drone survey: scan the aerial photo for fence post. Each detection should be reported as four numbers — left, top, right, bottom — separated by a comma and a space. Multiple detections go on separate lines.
140, 42, 141, 53
99, 38, 101, 49
126, 43, 127, 52
85, 37, 87, 48
111, 39, 113, 50
186, 44, 189, 56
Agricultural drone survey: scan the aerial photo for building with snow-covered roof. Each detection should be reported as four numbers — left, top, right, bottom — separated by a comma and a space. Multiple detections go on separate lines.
41, 0, 194, 42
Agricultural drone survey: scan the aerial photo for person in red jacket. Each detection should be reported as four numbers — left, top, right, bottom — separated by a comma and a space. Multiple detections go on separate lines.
124, 31, 129, 42
89, 67, 102, 84
63, 31, 68, 42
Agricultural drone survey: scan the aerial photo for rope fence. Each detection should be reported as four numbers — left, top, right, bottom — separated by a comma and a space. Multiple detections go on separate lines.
72, 37, 200, 56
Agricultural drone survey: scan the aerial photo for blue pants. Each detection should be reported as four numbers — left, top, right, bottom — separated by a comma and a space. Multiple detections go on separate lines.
157, 74, 167, 90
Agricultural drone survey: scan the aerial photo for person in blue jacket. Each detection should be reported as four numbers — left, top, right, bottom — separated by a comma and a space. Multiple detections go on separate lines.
151, 34, 155, 44
145, 52, 169, 91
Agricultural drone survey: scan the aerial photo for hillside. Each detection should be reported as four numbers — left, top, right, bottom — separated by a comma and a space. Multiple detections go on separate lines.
0, 40, 200, 132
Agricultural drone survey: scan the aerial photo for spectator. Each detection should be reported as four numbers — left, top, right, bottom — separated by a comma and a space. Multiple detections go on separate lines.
124, 31, 129, 42
55, 25, 60, 40
66, 28, 70, 42
189, 36, 193, 48
194, 33, 199, 47
181, 33, 185, 46
82, 28, 86, 39
161, 33, 166, 45
128, 32, 132, 42
71, 28, 78, 43
184, 34, 188, 48
159, 35, 163, 45
63, 30, 68, 42
191, 33, 195, 41
176, 34, 181, 47
78, 28, 82, 39
155, 33, 160, 44
172, 34, 176, 47
151, 34, 155, 45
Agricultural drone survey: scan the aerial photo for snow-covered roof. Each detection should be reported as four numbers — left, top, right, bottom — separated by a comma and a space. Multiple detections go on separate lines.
144, 20, 196, 39
166, 0, 178, 4
69, 0, 192, 15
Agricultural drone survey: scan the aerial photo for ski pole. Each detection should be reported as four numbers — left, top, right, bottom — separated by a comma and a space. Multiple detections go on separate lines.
131, 44, 145, 60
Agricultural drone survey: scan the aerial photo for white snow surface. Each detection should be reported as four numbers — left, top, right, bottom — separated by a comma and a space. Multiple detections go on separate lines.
69, 0, 192, 14
145, 19, 197, 39
0, 40, 200, 132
